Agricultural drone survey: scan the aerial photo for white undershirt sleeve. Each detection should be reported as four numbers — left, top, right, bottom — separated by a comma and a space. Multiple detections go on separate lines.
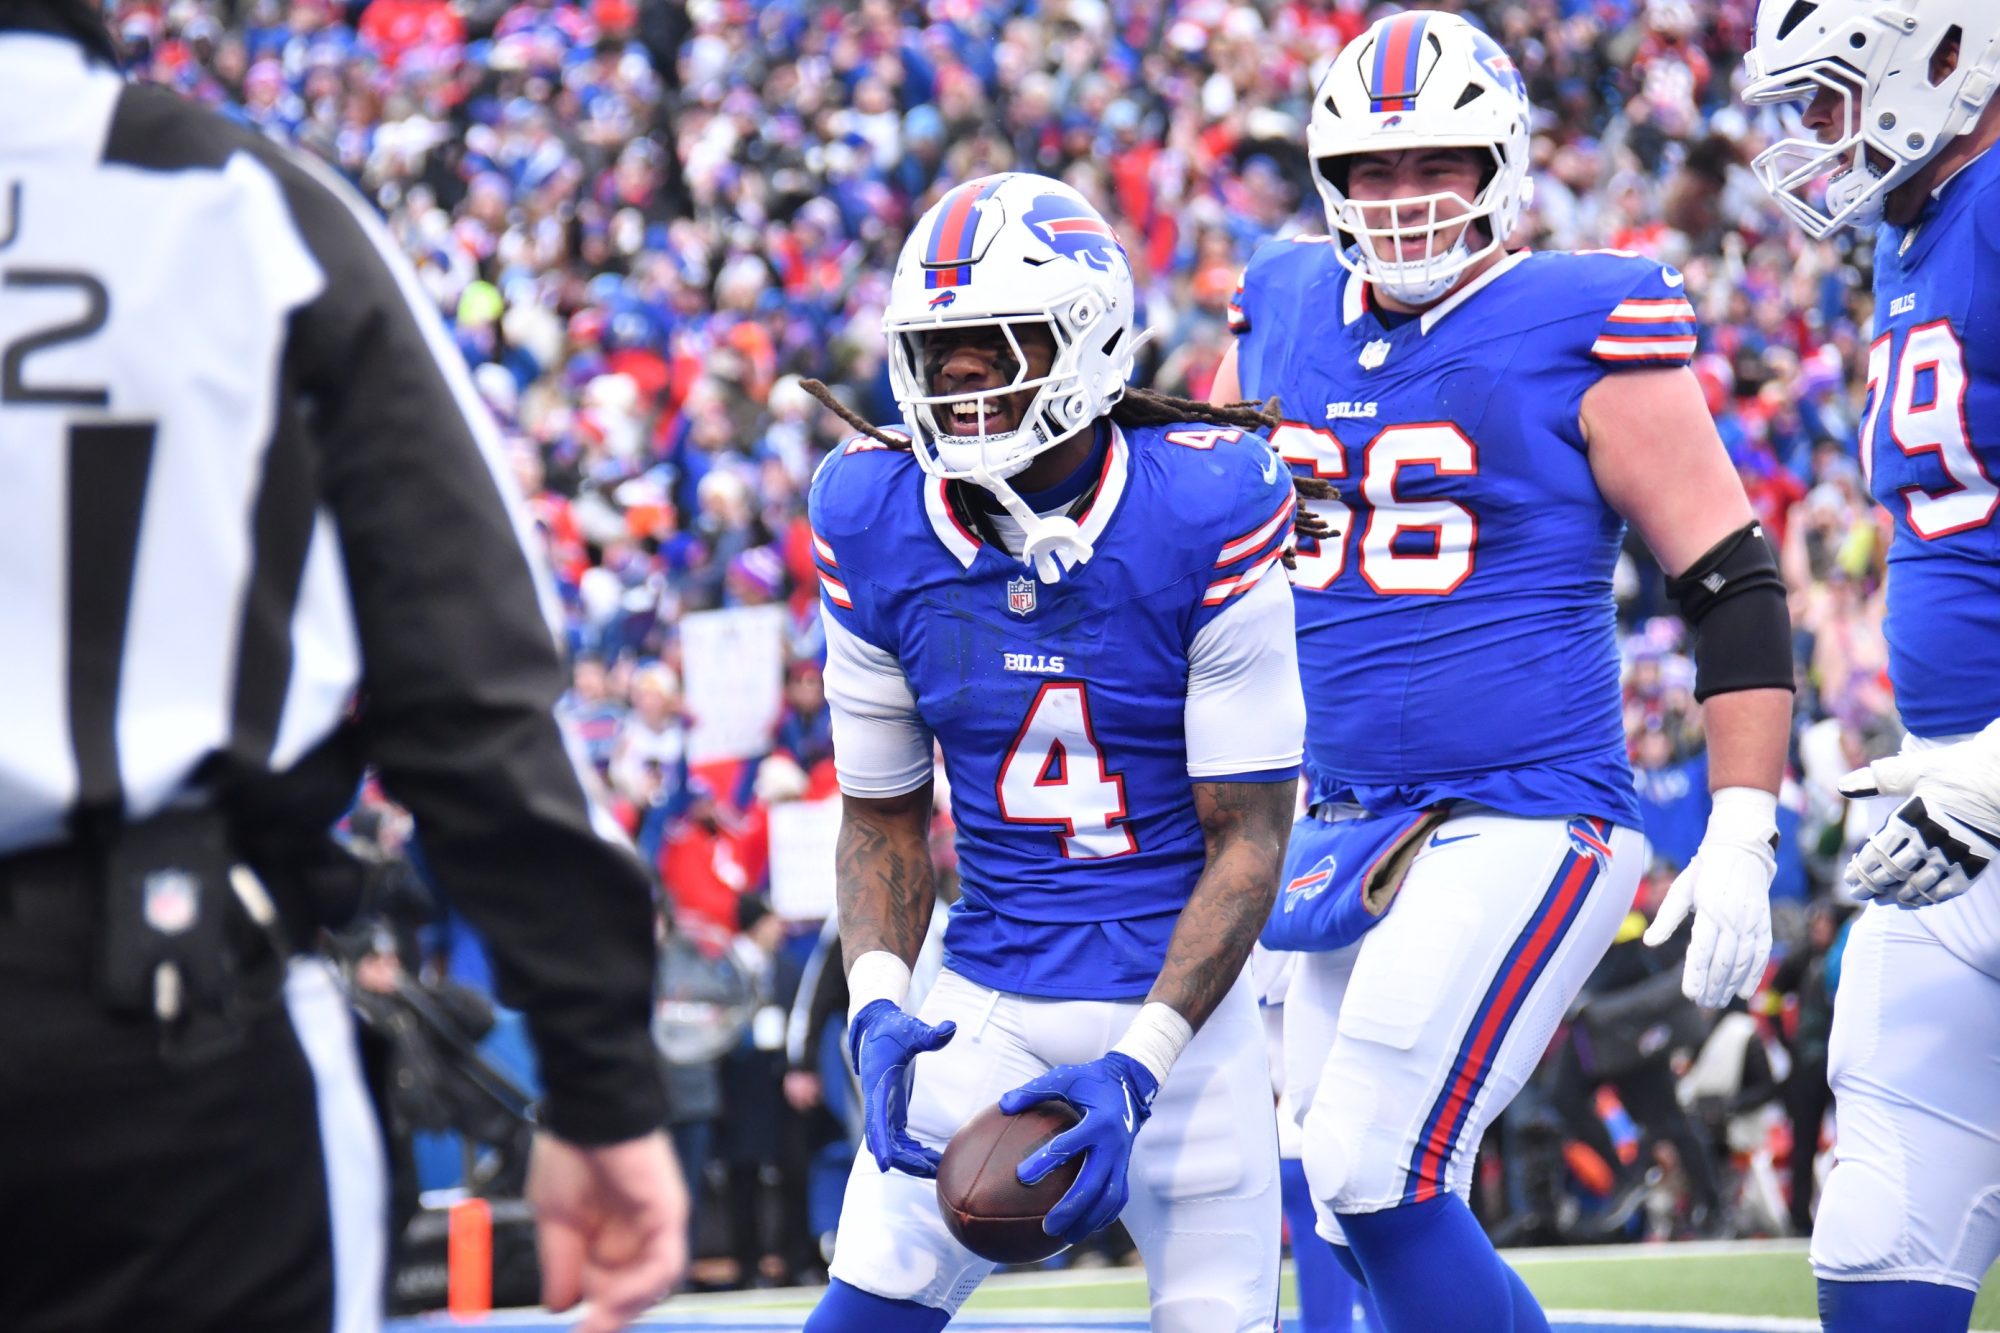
1185, 563, 1305, 779
822, 612, 936, 797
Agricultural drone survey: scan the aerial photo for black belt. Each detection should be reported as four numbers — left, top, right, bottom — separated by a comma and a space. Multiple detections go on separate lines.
0, 809, 291, 1062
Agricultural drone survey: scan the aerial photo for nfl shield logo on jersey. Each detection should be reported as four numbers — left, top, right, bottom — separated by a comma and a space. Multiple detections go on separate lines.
1007, 575, 1037, 616
1359, 339, 1392, 370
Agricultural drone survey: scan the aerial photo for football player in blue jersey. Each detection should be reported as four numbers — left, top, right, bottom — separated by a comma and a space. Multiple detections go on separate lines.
797, 172, 1307, 1333
1212, 12, 1795, 1333
1744, 6, 2000, 1330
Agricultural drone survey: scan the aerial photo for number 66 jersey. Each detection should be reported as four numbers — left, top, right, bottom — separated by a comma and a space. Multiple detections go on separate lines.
808, 422, 1306, 1001
1229, 241, 1697, 829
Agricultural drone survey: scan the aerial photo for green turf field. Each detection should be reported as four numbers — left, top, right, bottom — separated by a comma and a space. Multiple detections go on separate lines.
1508, 1243, 2000, 1327
654, 1241, 2000, 1329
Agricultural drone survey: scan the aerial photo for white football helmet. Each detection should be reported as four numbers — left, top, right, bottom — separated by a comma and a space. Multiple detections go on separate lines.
1743, 0, 2000, 237
883, 173, 1141, 580
1307, 10, 1534, 305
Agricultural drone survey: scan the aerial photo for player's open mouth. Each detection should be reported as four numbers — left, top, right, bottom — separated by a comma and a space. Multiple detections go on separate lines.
943, 398, 1019, 436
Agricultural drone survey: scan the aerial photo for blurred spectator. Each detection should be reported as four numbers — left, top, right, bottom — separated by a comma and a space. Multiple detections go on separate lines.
1769, 900, 1850, 1235
610, 661, 689, 811
1555, 888, 1724, 1242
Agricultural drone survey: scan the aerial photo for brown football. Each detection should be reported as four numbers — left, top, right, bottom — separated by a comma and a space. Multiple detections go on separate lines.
934, 1099, 1082, 1265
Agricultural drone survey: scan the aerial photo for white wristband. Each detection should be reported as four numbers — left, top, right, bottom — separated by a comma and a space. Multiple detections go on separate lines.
846, 950, 912, 1015
1708, 786, 1779, 847
1109, 1002, 1195, 1085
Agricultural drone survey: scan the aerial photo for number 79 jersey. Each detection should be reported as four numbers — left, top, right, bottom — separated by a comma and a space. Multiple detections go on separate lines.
1865, 146, 2000, 739
1230, 241, 1691, 829
808, 422, 1305, 1001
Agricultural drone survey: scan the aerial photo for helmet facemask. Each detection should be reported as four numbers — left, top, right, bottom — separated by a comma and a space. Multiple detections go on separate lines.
1317, 145, 1520, 306
1745, 61, 1889, 237
889, 309, 1106, 487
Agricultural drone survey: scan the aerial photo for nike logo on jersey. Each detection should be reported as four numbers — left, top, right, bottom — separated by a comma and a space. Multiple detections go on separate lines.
1325, 401, 1379, 420
1428, 832, 1478, 848
1259, 449, 1282, 484
1003, 652, 1067, 674
1890, 293, 1917, 316
1660, 267, 1685, 288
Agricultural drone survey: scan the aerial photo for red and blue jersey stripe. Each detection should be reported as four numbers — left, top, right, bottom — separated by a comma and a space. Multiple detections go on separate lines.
924, 176, 1005, 290
1590, 296, 1699, 365
1203, 486, 1297, 608
1369, 12, 1429, 113
1402, 816, 1611, 1204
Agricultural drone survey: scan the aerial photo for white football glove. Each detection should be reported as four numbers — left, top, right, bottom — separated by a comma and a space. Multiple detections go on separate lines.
1643, 787, 1777, 1008
1838, 720, 2000, 908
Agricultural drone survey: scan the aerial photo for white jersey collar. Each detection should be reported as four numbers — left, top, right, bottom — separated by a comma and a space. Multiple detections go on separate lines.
1343, 249, 1530, 334
1420, 249, 1533, 334
922, 424, 1131, 571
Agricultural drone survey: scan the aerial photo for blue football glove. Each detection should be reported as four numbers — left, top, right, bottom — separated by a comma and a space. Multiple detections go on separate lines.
998, 1051, 1159, 1245
848, 998, 956, 1178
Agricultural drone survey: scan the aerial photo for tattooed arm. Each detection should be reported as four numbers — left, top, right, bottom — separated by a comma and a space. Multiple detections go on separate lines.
1147, 778, 1296, 1030
836, 783, 937, 973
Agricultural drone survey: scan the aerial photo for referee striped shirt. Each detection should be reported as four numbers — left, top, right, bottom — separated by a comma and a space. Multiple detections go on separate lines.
0, 34, 665, 1145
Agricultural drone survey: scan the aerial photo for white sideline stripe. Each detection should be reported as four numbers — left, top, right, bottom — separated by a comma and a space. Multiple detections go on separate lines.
1548, 1312, 1817, 1332
1506, 1238, 1811, 1264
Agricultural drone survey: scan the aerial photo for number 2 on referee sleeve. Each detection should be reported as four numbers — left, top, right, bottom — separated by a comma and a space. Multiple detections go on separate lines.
996, 682, 1136, 858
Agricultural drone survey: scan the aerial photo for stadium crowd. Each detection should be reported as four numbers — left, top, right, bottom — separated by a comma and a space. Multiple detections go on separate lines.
113, 0, 1901, 1292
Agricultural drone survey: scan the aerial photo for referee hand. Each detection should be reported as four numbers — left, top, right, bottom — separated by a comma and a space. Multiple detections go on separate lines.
528, 1130, 689, 1332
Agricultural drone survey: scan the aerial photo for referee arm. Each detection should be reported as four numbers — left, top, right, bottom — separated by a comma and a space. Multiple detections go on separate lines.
247, 131, 683, 1321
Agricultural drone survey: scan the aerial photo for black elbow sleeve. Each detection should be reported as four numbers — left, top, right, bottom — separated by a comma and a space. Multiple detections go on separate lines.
1665, 522, 1795, 702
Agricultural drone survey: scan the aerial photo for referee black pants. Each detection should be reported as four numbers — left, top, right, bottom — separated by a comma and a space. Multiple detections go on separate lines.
0, 850, 386, 1332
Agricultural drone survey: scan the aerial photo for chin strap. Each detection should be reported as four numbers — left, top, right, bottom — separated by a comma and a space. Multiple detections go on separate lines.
979, 468, 1095, 583
1827, 160, 1886, 229
1372, 237, 1474, 306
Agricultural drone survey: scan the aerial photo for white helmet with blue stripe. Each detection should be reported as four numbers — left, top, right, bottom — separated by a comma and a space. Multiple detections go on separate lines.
1307, 9, 1535, 305
883, 173, 1139, 488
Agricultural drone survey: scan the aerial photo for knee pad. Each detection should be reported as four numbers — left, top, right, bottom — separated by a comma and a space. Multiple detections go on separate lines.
1811, 1107, 2000, 1288
1810, 1141, 1915, 1281
1300, 1102, 1358, 1212
1150, 1296, 1244, 1333
804, 1280, 950, 1333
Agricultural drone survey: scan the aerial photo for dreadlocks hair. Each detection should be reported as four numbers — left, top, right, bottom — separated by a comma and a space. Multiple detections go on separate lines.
801, 378, 908, 448
801, 380, 1284, 449
800, 378, 1329, 555
1110, 387, 1277, 434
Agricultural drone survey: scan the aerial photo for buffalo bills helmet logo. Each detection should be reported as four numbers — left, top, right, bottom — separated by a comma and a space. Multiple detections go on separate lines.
1470, 30, 1527, 99
1021, 194, 1128, 275
928, 290, 957, 308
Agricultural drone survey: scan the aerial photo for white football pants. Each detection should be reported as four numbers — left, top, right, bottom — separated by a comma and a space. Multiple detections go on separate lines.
826, 966, 1281, 1331
1814, 728, 2000, 1293
1283, 809, 1641, 1235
